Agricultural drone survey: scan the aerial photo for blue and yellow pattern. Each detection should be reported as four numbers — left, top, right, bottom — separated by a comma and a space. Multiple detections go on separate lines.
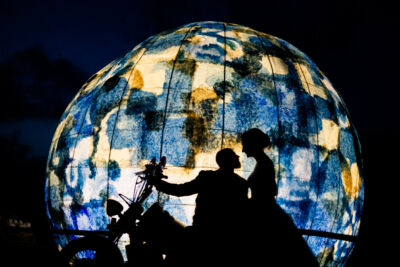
45, 21, 363, 266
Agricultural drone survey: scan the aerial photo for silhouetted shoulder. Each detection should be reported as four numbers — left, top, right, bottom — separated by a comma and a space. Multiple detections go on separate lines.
196, 170, 216, 181
198, 170, 214, 176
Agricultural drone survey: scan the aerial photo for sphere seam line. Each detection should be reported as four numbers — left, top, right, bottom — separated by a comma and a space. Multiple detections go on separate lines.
106, 49, 147, 199
159, 25, 196, 160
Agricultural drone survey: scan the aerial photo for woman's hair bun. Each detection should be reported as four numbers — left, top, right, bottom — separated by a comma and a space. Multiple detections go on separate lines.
241, 128, 272, 149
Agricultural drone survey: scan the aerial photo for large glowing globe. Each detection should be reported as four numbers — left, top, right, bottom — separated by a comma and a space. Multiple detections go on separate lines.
46, 21, 363, 266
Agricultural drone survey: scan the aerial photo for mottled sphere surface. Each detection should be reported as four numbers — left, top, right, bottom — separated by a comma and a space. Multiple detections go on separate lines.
46, 21, 363, 266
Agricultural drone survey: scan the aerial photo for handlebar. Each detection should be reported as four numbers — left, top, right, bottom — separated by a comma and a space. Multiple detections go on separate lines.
135, 156, 168, 183
130, 156, 168, 204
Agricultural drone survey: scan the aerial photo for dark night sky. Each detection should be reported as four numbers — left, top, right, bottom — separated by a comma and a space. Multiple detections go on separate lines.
0, 0, 398, 265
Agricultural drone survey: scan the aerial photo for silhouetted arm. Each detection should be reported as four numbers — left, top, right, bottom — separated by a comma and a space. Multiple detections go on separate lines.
154, 172, 203, 196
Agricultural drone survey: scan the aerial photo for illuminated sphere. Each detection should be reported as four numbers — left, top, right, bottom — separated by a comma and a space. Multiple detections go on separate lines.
45, 21, 363, 265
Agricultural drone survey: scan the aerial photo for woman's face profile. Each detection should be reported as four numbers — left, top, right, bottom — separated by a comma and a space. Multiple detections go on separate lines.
242, 128, 270, 158
242, 139, 256, 157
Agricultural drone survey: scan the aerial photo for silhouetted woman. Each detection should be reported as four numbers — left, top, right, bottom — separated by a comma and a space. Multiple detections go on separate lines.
241, 128, 318, 266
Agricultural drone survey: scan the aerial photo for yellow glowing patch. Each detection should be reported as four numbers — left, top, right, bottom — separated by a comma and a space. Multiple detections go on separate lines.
51, 118, 67, 142
194, 150, 220, 169
140, 46, 180, 64
309, 84, 328, 100
294, 63, 328, 100
190, 34, 218, 48
350, 163, 362, 197
129, 69, 144, 89
109, 147, 135, 168
262, 56, 288, 75
48, 170, 60, 187
52, 156, 60, 166
175, 27, 193, 35
191, 86, 218, 102
225, 44, 244, 60
295, 63, 312, 84
119, 49, 146, 83
186, 35, 203, 44
223, 133, 241, 152
224, 30, 251, 42
134, 63, 168, 94
224, 30, 237, 39
313, 119, 340, 151
342, 162, 362, 200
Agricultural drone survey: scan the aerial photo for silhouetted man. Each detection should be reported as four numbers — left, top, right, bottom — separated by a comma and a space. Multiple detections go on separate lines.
153, 148, 249, 266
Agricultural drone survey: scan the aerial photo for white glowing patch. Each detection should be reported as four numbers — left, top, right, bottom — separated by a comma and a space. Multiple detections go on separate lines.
63, 196, 73, 204
320, 191, 337, 201
81, 168, 108, 203
164, 166, 207, 184
279, 82, 296, 105
77, 213, 90, 229
117, 234, 130, 261
73, 136, 93, 161
111, 168, 142, 208
62, 202, 74, 225
66, 167, 77, 188
292, 149, 313, 181
181, 204, 196, 225
92, 109, 118, 167
224, 92, 233, 103
192, 62, 231, 90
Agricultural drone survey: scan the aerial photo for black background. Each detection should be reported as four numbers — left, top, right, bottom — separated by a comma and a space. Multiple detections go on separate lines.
0, 0, 398, 265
